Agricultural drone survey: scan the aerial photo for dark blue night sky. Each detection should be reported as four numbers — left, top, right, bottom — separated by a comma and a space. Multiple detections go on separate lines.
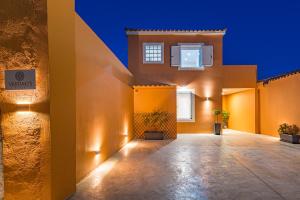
76, 0, 300, 80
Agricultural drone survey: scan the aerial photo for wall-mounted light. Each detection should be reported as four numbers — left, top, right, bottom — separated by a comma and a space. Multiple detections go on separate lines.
122, 131, 129, 144
94, 150, 101, 155
202, 96, 211, 101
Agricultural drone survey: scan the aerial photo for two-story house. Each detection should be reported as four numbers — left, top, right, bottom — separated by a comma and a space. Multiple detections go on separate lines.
126, 28, 257, 134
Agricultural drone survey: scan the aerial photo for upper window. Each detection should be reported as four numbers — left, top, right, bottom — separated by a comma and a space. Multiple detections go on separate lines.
171, 44, 213, 69
143, 43, 164, 64
180, 45, 203, 69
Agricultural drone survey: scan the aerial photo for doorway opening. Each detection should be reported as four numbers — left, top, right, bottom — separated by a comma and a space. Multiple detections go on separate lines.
222, 88, 256, 133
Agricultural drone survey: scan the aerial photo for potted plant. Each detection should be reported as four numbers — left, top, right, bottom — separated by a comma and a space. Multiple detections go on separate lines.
278, 123, 300, 144
213, 109, 222, 135
142, 109, 169, 140
222, 111, 230, 129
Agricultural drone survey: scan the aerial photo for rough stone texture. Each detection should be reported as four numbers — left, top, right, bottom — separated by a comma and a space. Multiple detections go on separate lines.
72, 130, 300, 200
0, 128, 3, 200
1, 112, 50, 200
0, 0, 50, 199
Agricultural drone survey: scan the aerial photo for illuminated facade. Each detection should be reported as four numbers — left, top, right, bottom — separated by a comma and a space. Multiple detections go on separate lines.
1, 1, 300, 200
127, 29, 257, 133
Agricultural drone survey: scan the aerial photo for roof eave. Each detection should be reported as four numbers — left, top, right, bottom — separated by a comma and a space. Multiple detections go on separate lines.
125, 30, 226, 36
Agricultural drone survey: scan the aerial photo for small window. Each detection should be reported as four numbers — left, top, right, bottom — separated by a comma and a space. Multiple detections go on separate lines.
180, 45, 203, 68
177, 90, 195, 122
143, 43, 164, 64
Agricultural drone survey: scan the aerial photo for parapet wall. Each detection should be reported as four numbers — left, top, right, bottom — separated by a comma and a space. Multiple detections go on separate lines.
258, 73, 300, 136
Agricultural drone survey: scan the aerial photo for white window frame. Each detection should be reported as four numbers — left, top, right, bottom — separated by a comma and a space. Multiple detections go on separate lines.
143, 42, 164, 64
176, 89, 195, 122
179, 44, 204, 70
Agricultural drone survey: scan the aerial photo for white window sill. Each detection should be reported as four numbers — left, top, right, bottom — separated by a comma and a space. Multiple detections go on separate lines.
177, 119, 195, 123
178, 66, 205, 70
143, 61, 164, 64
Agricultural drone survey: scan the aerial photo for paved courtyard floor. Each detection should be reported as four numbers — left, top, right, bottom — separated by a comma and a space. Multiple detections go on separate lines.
71, 130, 300, 200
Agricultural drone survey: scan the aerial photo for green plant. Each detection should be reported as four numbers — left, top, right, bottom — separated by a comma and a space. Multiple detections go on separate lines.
222, 111, 230, 128
278, 123, 299, 135
213, 109, 222, 123
289, 125, 299, 135
142, 109, 169, 131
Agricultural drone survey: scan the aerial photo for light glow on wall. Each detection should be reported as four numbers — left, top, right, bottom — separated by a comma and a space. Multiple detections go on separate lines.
88, 126, 102, 156
123, 119, 129, 136
15, 94, 34, 105
123, 135, 129, 144
16, 101, 32, 105
203, 96, 212, 113
122, 117, 131, 145
204, 86, 212, 99
16, 111, 33, 116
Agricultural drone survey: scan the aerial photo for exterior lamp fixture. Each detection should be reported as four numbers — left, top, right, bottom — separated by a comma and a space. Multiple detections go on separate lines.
94, 150, 101, 155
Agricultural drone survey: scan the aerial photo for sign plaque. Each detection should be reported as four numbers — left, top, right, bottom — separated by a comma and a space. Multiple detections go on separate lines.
5, 69, 36, 90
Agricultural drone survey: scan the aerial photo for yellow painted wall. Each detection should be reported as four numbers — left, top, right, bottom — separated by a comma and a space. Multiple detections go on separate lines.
133, 86, 177, 138
47, 0, 76, 199
222, 89, 256, 133
258, 73, 300, 137
75, 15, 134, 182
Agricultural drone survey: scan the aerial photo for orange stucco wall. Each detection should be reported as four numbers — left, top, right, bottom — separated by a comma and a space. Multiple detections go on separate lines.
48, 0, 77, 199
223, 89, 256, 133
75, 15, 134, 182
222, 66, 257, 88
133, 86, 177, 138
128, 34, 257, 133
258, 74, 300, 137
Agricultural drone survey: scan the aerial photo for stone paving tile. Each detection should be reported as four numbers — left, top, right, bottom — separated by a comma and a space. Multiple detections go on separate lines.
70, 131, 300, 200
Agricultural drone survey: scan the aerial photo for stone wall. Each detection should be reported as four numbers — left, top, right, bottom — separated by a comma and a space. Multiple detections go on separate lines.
0, 0, 50, 199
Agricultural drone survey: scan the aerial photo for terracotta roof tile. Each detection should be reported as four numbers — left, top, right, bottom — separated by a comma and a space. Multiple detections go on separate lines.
125, 28, 226, 35
260, 69, 300, 85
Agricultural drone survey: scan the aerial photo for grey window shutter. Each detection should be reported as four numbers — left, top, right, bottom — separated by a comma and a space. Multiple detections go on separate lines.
202, 45, 213, 66
171, 46, 180, 66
